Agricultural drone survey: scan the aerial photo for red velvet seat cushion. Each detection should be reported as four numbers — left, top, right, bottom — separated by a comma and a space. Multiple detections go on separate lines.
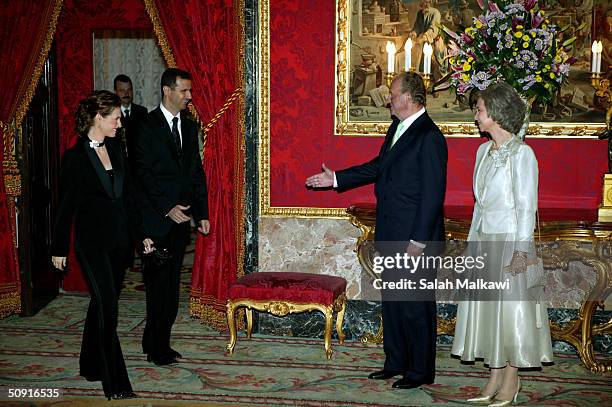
228, 272, 347, 306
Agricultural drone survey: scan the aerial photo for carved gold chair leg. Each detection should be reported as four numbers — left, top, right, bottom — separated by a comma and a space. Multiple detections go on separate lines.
335, 296, 346, 345
226, 300, 238, 355
323, 307, 334, 359
245, 307, 254, 339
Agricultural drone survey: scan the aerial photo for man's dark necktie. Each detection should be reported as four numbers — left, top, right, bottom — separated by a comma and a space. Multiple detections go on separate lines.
171, 116, 182, 157
120, 109, 130, 155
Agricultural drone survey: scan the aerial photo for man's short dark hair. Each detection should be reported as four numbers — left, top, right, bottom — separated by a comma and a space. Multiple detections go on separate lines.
113, 74, 132, 89
161, 68, 192, 94
398, 71, 427, 107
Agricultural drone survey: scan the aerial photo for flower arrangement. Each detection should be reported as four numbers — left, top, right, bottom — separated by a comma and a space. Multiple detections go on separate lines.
442, 0, 577, 104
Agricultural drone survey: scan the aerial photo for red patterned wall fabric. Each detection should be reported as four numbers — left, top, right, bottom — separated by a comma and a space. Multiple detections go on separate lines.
268, 1, 608, 214
0, 0, 62, 315
55, 0, 152, 292
150, 0, 244, 330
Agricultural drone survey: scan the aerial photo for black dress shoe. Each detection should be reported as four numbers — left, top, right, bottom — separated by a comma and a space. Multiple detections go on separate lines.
111, 391, 137, 399
82, 374, 100, 382
392, 377, 434, 389
368, 370, 403, 380
147, 354, 178, 366
167, 347, 182, 358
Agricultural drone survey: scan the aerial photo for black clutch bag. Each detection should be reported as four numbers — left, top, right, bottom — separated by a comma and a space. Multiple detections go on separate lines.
142, 243, 172, 269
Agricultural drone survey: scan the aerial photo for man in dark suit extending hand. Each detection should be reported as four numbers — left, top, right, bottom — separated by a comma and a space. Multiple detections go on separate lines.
306, 72, 447, 389
132, 68, 210, 366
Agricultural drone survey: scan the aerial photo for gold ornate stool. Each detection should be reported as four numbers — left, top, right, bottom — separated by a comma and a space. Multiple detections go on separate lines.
226, 272, 347, 359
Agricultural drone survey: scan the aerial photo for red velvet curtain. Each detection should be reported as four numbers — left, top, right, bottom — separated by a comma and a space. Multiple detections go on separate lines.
146, 0, 244, 330
0, 0, 63, 316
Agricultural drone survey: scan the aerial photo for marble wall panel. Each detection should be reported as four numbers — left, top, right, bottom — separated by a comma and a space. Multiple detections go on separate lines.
259, 218, 610, 309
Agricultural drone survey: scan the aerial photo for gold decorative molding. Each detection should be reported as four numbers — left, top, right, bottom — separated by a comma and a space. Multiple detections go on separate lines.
333, 0, 605, 138
0, 289, 20, 319
226, 293, 347, 360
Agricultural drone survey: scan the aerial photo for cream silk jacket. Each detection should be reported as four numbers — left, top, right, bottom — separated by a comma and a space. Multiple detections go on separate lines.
467, 137, 538, 243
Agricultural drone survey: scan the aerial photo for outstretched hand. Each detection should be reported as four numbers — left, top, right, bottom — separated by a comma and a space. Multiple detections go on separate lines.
305, 163, 334, 189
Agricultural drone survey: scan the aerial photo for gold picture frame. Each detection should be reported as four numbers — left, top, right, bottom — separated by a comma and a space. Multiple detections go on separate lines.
335, 0, 607, 138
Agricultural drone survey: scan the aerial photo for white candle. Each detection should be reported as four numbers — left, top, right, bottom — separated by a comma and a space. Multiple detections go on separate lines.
386, 41, 396, 73
591, 41, 597, 73
596, 41, 603, 73
405, 38, 413, 71
423, 43, 433, 74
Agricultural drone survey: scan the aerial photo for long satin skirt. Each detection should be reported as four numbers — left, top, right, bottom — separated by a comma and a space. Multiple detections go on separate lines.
451, 232, 554, 368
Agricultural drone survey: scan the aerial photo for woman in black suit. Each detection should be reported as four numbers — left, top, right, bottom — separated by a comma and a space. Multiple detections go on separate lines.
51, 90, 153, 400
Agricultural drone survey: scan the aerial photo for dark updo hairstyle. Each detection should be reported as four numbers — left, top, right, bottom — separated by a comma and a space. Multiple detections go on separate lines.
75, 90, 121, 137
479, 81, 527, 135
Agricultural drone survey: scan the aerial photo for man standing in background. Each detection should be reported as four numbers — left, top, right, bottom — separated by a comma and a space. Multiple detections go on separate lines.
114, 74, 148, 157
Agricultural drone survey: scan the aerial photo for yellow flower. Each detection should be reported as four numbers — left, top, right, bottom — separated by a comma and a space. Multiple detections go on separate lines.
513, 52, 518, 56
535, 75, 542, 82
514, 31, 523, 38
449, 58, 455, 65
554, 56, 561, 63
542, 67, 548, 72
549, 72, 556, 79
522, 35, 530, 41
541, 10, 546, 16
475, 20, 482, 29
530, 31, 536, 38
463, 62, 472, 71
466, 27, 474, 35
523, 42, 529, 48
468, 56, 474, 62
516, 25, 524, 30
462, 74, 470, 82
542, 24, 547, 29
545, 64, 551, 70
544, 83, 551, 89
536, 70, 541, 74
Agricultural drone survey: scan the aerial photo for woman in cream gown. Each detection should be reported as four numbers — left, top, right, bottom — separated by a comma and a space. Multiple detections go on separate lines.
451, 82, 553, 406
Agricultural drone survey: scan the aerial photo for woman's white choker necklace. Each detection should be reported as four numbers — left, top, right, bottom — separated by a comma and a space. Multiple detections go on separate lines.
88, 138, 105, 148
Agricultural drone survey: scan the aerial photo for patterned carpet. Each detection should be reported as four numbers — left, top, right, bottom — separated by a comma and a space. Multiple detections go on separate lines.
0, 266, 610, 406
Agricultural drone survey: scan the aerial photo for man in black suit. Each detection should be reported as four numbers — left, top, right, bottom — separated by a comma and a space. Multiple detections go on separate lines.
114, 75, 148, 271
113, 74, 148, 157
132, 68, 210, 366
306, 72, 447, 389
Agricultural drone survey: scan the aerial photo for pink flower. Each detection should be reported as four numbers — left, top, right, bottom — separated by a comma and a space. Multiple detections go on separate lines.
480, 42, 491, 52
488, 2, 501, 12
523, 0, 537, 12
531, 13, 544, 28
461, 33, 474, 44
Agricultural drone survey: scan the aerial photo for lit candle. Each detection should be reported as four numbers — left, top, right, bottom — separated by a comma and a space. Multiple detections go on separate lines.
386, 41, 396, 73
591, 41, 597, 73
423, 43, 433, 74
405, 38, 413, 71
596, 41, 603, 73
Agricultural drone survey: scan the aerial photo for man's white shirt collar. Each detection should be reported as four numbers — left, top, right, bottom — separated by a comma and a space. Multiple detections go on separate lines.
398, 107, 426, 133
121, 104, 132, 115
160, 103, 182, 137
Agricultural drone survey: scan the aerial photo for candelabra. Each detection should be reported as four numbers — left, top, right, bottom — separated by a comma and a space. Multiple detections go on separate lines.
591, 73, 612, 222
422, 73, 432, 91
385, 72, 395, 89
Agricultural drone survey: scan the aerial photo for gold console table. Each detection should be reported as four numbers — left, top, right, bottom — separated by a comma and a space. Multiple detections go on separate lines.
347, 203, 612, 373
